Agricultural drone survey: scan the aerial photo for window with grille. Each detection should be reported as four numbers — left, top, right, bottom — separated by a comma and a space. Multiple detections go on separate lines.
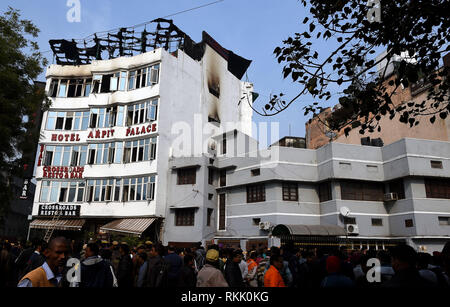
282, 182, 298, 201
219, 194, 226, 230
341, 180, 384, 201
319, 181, 332, 202
405, 219, 414, 228
251, 168, 260, 176
247, 184, 266, 203
430, 160, 443, 169
371, 218, 383, 226
343, 216, 356, 224
177, 167, 196, 185
425, 179, 450, 199
438, 217, 450, 226
175, 208, 195, 226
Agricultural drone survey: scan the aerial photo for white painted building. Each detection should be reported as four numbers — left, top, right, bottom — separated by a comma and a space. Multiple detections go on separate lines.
30, 27, 254, 243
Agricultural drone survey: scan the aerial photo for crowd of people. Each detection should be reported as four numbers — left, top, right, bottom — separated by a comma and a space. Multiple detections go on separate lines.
1, 237, 449, 288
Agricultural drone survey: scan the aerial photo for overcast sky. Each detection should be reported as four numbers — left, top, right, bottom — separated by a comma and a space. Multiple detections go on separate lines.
1, 0, 345, 142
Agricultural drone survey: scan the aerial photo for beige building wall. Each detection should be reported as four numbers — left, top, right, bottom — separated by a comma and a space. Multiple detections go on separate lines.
306, 73, 450, 149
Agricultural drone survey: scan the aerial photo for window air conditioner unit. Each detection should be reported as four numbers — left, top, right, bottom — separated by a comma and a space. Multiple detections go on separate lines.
259, 221, 272, 230
346, 224, 359, 235
384, 193, 398, 202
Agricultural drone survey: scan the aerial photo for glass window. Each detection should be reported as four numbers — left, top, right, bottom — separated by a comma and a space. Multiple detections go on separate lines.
119, 72, 127, 91
59, 182, 69, 202
128, 71, 135, 91
103, 143, 109, 164
114, 179, 121, 201
40, 181, 50, 202
115, 142, 123, 164
94, 180, 101, 201
79, 146, 87, 166
53, 146, 63, 166
58, 80, 67, 97
46, 112, 57, 130
77, 182, 85, 202
62, 147, 71, 166
117, 106, 125, 127
81, 112, 90, 130
68, 182, 77, 202
96, 144, 103, 164
73, 112, 82, 130
50, 182, 59, 202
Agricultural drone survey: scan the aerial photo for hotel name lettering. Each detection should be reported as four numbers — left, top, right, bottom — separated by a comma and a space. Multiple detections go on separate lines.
49, 124, 157, 142
39, 204, 80, 217
43, 166, 84, 179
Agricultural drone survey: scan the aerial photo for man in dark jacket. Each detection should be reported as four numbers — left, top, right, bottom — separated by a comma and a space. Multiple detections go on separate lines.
382, 244, 433, 288
165, 245, 182, 287
80, 243, 115, 288
145, 244, 169, 287
117, 244, 133, 287
224, 250, 245, 287
177, 254, 197, 287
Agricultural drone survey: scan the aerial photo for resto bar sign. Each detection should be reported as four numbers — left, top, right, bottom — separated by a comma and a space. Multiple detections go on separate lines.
39, 204, 81, 217
43, 166, 84, 179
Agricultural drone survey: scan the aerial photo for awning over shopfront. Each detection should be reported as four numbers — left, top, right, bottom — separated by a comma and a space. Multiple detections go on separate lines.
272, 224, 346, 237
99, 218, 157, 237
30, 219, 85, 231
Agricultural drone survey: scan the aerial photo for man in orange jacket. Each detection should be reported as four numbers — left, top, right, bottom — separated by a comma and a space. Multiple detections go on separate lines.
264, 254, 286, 287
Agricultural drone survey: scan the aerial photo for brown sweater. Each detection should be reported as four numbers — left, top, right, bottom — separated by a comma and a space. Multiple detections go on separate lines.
20, 267, 55, 287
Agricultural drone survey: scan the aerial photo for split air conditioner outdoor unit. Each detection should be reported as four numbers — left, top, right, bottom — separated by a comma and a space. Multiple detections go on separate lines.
346, 224, 359, 235
259, 221, 272, 231
384, 193, 398, 202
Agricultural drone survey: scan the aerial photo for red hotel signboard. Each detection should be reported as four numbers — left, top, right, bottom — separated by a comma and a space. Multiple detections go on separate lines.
43, 166, 84, 179
126, 123, 157, 137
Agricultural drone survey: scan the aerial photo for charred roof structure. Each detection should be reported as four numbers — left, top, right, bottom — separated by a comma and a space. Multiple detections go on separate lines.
49, 18, 251, 80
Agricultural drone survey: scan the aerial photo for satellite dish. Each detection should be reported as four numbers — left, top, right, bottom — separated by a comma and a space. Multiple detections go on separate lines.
340, 206, 351, 217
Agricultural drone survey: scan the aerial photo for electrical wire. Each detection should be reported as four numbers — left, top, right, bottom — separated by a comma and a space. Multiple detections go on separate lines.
79, 0, 225, 41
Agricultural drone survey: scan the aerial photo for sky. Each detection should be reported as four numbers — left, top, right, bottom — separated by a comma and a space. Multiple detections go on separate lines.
0, 0, 344, 142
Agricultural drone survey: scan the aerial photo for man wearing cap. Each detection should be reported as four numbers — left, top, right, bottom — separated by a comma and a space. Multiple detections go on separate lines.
197, 249, 229, 287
